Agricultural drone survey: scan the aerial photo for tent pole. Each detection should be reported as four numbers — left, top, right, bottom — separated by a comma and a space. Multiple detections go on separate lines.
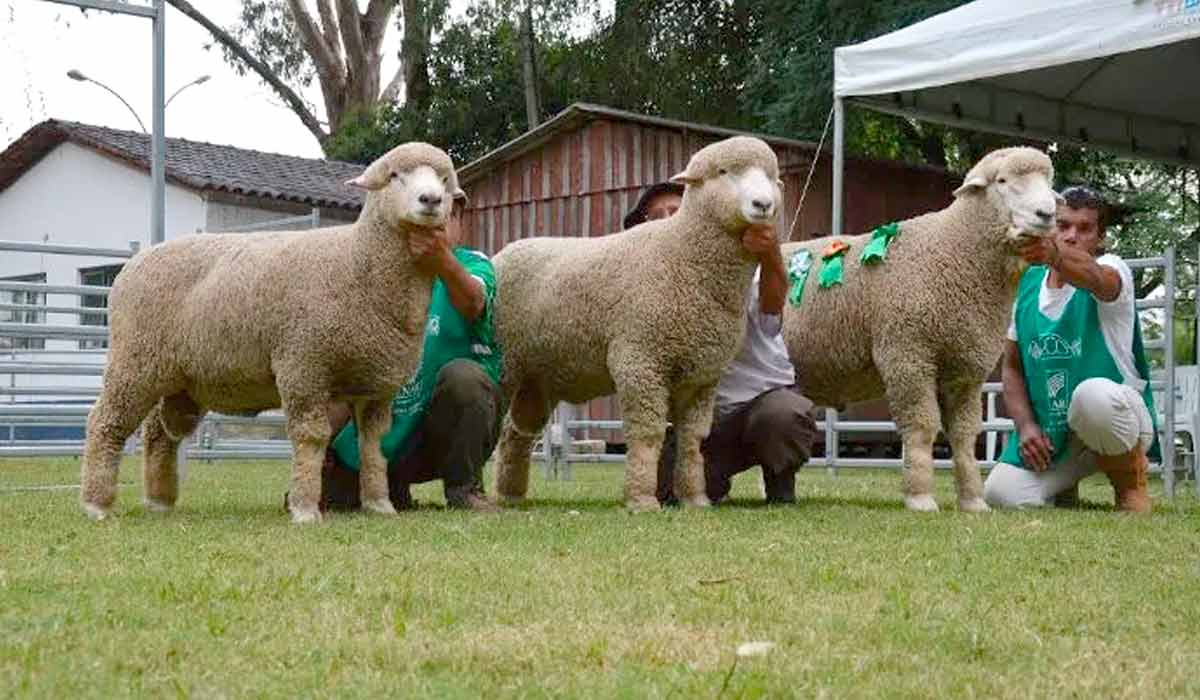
832, 97, 845, 237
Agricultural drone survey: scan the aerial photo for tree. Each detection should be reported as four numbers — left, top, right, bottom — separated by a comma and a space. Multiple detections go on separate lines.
325, 0, 596, 164
518, 0, 540, 130
167, 0, 447, 153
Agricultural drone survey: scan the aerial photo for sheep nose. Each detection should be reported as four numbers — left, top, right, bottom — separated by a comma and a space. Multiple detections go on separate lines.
1035, 208, 1054, 224
752, 198, 772, 213
418, 193, 443, 207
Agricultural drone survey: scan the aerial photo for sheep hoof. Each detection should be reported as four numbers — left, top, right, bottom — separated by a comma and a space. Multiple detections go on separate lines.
143, 498, 174, 514
362, 498, 398, 517
625, 497, 662, 513
681, 495, 712, 508
958, 497, 990, 513
290, 506, 323, 524
904, 494, 940, 512
81, 502, 111, 521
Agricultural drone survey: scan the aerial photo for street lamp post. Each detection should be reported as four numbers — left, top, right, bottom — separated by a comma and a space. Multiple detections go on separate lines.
165, 74, 211, 109
66, 69, 148, 133
68, 70, 213, 130
45, 0, 166, 246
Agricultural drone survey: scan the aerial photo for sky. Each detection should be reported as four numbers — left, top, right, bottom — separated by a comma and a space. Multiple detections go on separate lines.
0, 1, 447, 159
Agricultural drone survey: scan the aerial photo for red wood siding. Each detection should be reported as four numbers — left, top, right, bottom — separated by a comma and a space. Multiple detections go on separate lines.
461, 117, 959, 445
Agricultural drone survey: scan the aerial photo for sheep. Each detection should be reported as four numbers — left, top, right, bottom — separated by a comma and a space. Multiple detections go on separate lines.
490, 136, 783, 511
780, 147, 1059, 512
78, 142, 464, 524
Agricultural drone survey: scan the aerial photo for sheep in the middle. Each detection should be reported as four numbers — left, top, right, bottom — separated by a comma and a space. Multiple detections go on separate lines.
491, 136, 783, 511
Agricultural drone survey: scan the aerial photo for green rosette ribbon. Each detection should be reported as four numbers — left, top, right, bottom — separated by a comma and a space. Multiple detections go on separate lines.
859, 222, 901, 265
787, 249, 813, 306
819, 240, 851, 289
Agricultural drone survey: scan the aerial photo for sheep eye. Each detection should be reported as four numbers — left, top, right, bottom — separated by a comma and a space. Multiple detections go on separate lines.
390, 171, 400, 181
997, 177, 1007, 184
718, 168, 728, 176
441, 176, 448, 184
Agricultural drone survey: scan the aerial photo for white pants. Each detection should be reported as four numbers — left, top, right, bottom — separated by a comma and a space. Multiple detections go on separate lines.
984, 377, 1153, 508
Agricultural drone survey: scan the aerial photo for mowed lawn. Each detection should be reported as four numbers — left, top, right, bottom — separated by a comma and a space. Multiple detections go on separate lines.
2, 456, 1200, 699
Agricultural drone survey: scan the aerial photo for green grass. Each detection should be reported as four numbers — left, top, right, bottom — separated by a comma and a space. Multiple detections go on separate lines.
3, 456, 1200, 698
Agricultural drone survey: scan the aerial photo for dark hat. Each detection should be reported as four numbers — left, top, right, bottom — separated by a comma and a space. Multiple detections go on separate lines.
623, 182, 685, 230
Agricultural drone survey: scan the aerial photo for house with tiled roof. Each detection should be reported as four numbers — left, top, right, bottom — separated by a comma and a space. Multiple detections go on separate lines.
0, 119, 366, 352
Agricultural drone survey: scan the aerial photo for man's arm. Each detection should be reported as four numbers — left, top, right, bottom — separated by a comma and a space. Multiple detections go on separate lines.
1018, 238, 1122, 302
410, 229, 486, 322
1001, 339, 1053, 470
742, 225, 786, 316
758, 245, 787, 315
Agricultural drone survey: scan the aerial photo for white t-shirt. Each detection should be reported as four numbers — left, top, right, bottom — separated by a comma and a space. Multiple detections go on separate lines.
1006, 254, 1142, 391
714, 267, 796, 416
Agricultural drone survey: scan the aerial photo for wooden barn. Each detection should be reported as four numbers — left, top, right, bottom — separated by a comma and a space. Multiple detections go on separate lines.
457, 102, 961, 450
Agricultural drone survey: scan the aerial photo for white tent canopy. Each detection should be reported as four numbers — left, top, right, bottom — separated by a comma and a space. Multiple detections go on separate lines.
829, 0, 1200, 235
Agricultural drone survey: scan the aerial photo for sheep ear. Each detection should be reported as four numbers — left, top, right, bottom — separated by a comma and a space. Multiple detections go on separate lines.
452, 187, 469, 204
776, 178, 785, 191
1054, 190, 1066, 204
952, 175, 989, 197
670, 169, 701, 186
345, 162, 392, 191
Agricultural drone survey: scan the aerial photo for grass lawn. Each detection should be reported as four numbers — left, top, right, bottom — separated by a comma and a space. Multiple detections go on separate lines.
2, 456, 1200, 698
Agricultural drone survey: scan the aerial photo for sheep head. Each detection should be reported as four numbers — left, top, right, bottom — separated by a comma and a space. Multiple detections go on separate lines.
671, 136, 783, 234
346, 142, 466, 231
953, 147, 1059, 244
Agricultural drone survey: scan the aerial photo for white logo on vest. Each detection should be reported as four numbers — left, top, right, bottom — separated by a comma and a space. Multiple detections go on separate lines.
1029, 333, 1082, 361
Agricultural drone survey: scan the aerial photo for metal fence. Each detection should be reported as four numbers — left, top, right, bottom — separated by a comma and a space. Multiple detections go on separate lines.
0, 209, 335, 462
1, 232, 1192, 498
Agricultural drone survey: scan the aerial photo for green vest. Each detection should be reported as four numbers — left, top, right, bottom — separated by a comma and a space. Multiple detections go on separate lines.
331, 247, 502, 470
999, 265, 1158, 469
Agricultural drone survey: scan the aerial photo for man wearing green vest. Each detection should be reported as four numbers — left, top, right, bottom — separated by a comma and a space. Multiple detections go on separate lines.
984, 186, 1155, 513
301, 196, 503, 513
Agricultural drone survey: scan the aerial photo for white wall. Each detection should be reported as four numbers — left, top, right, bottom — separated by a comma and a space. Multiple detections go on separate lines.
0, 141, 207, 292
0, 142, 206, 392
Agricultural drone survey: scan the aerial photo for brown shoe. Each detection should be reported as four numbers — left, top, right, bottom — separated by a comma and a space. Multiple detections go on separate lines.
1095, 449, 1151, 514
445, 485, 501, 513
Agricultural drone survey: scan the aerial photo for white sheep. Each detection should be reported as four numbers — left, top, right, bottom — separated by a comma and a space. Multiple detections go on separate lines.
78, 142, 464, 523
780, 147, 1059, 512
490, 136, 783, 511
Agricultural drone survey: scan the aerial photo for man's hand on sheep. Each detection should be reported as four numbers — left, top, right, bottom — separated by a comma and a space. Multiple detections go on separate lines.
409, 226, 487, 322
741, 224, 782, 259
1014, 236, 1062, 268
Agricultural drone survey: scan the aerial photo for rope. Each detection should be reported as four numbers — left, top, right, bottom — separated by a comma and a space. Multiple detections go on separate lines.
787, 105, 836, 242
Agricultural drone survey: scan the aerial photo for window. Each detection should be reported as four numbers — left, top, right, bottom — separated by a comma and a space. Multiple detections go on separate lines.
79, 264, 124, 350
0, 273, 48, 351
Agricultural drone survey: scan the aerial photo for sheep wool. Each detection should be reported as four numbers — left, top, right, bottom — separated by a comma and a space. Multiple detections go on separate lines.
781, 147, 1058, 513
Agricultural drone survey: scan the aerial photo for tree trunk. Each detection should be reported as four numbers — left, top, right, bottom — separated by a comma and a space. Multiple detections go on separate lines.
394, 0, 432, 112
519, 2, 541, 130
166, 0, 329, 148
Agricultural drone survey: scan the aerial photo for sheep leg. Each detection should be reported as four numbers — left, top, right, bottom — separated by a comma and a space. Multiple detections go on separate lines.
879, 358, 942, 512
940, 380, 990, 513
355, 399, 397, 516
142, 392, 205, 513
494, 381, 550, 505
671, 387, 715, 508
283, 400, 332, 524
616, 377, 670, 513
79, 381, 160, 521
